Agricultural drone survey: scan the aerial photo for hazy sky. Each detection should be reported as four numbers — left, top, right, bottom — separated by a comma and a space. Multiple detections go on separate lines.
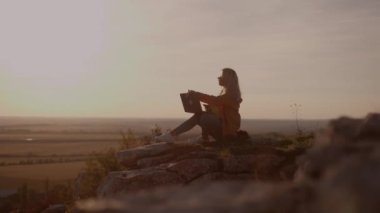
0, 0, 379, 119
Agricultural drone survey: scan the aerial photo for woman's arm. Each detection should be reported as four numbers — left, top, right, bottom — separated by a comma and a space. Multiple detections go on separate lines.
189, 91, 237, 108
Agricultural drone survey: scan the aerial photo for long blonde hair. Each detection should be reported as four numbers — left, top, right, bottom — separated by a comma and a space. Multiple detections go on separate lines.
220, 68, 241, 101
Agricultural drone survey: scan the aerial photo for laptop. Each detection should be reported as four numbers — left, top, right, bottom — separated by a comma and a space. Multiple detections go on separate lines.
180, 93, 203, 113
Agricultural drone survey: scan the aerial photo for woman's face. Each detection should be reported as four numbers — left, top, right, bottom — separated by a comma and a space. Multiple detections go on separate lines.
218, 73, 226, 86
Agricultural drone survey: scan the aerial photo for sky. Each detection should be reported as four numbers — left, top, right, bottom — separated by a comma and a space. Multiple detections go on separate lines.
0, 0, 379, 119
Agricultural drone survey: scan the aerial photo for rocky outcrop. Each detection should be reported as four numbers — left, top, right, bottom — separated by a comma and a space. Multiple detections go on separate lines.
96, 140, 300, 197
76, 113, 380, 213
116, 143, 183, 167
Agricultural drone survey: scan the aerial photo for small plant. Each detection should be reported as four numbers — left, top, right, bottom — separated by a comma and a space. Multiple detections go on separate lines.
49, 181, 74, 205
276, 133, 315, 152
290, 103, 303, 136
151, 124, 162, 136
294, 132, 315, 149
119, 128, 140, 149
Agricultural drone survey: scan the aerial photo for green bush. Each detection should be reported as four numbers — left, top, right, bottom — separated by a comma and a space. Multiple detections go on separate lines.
276, 132, 315, 151
120, 128, 149, 149
77, 148, 124, 198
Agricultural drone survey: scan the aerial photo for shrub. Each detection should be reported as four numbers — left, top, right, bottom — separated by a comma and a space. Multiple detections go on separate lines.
119, 128, 148, 149
276, 132, 315, 151
151, 124, 162, 136
76, 148, 124, 198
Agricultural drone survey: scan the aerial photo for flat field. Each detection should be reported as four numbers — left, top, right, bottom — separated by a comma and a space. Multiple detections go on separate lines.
0, 127, 127, 196
0, 139, 120, 157
0, 162, 85, 190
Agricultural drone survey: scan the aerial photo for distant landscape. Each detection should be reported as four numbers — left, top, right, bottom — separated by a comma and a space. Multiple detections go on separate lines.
0, 116, 328, 197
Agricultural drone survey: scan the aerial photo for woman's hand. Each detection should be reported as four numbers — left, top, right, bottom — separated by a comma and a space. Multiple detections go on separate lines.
187, 90, 198, 98
187, 90, 196, 95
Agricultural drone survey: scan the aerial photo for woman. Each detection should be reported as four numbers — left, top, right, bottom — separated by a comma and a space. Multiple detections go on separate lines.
155, 68, 243, 143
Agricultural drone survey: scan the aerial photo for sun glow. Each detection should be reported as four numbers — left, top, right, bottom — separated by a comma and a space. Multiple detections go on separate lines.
1, 1, 379, 119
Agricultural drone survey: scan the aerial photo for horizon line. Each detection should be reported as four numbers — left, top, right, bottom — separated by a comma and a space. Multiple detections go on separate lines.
0, 114, 336, 121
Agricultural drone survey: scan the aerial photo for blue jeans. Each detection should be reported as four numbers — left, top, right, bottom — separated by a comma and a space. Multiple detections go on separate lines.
171, 112, 223, 141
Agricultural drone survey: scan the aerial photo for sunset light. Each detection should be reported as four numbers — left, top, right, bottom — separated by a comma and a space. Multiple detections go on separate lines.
1, 0, 379, 119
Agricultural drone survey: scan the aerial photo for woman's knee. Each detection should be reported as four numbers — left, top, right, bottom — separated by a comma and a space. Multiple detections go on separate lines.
192, 112, 205, 123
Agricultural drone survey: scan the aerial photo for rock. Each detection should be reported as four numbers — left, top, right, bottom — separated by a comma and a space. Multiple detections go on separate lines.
317, 150, 380, 213
223, 154, 285, 175
97, 168, 183, 197
222, 155, 257, 173
166, 158, 220, 182
355, 113, 380, 141
98, 139, 300, 198
117, 142, 202, 167
326, 116, 362, 144
137, 153, 177, 168
295, 143, 376, 181
296, 113, 380, 181
176, 151, 219, 161
116, 142, 174, 167
136, 149, 215, 169
320, 113, 380, 145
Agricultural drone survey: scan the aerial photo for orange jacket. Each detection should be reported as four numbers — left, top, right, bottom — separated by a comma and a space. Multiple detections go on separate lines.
194, 92, 242, 137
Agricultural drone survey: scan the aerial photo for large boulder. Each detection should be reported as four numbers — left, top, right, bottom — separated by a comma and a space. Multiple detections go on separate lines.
318, 113, 380, 145
355, 113, 380, 141
317, 152, 380, 213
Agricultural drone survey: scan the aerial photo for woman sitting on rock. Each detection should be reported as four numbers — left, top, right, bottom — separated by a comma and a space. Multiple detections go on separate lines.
155, 68, 243, 143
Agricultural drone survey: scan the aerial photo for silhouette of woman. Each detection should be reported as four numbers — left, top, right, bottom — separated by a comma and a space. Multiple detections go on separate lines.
155, 68, 243, 143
